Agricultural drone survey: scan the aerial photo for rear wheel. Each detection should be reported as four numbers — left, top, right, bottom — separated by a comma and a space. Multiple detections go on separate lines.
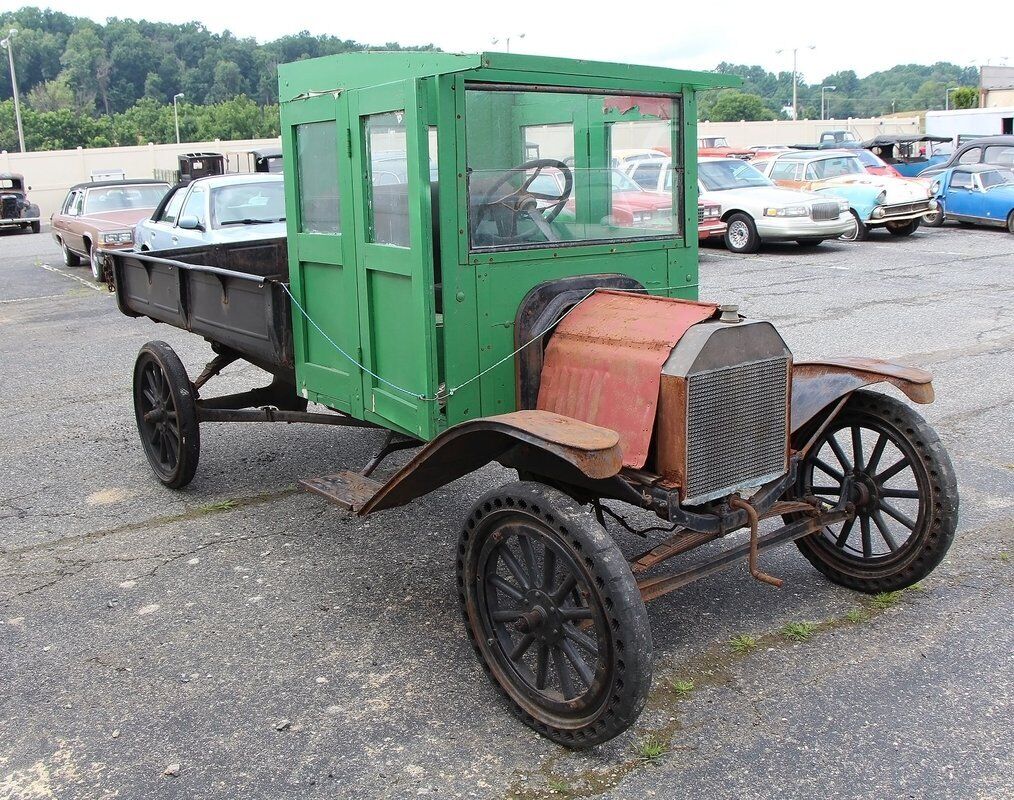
923, 203, 945, 228
724, 212, 760, 254
792, 390, 958, 593
133, 341, 200, 489
457, 482, 652, 748
61, 240, 82, 267
886, 218, 920, 236
839, 210, 869, 242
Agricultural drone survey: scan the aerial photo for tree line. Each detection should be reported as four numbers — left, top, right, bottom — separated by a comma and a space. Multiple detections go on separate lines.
0, 5, 983, 151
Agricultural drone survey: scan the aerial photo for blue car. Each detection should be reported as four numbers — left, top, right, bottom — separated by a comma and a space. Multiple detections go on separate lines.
924, 165, 1014, 233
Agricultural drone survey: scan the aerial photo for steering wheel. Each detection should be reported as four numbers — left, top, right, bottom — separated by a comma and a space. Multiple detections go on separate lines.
473, 159, 574, 245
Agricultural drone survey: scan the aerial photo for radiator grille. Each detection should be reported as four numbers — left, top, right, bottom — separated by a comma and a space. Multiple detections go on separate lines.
697, 205, 705, 223
883, 200, 931, 217
685, 356, 789, 505
810, 201, 841, 221
0, 195, 17, 219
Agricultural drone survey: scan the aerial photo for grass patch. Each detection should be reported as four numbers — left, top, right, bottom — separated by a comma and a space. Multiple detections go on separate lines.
844, 608, 867, 624
999, 552, 1010, 564
635, 735, 668, 762
729, 634, 758, 654
546, 779, 572, 795
670, 678, 695, 697
197, 499, 238, 514
780, 621, 818, 642
871, 590, 904, 609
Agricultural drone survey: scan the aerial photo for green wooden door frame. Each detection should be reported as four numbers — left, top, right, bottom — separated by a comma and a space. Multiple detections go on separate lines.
347, 80, 441, 440
280, 91, 364, 418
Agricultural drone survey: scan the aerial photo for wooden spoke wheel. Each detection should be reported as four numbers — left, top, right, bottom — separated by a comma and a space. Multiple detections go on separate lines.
793, 390, 958, 592
133, 341, 200, 489
457, 482, 651, 748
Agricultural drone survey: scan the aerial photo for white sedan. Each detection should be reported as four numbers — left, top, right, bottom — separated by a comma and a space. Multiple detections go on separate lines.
623, 156, 853, 253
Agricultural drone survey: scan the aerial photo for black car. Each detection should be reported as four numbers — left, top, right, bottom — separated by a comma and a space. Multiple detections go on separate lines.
917, 135, 1014, 178
0, 173, 41, 234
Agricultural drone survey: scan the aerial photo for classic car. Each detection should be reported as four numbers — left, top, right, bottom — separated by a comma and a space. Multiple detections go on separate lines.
852, 148, 902, 178
0, 173, 41, 234
863, 134, 952, 177
697, 198, 726, 241
923, 165, 1014, 233
697, 136, 753, 159
752, 150, 937, 241
51, 180, 170, 280
134, 173, 285, 251
916, 135, 1014, 178
622, 155, 851, 252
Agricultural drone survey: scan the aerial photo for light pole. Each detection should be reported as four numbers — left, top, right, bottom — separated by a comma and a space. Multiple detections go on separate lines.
491, 33, 525, 53
173, 92, 185, 144
945, 86, 960, 110
776, 45, 815, 121
821, 85, 836, 120
1, 29, 25, 153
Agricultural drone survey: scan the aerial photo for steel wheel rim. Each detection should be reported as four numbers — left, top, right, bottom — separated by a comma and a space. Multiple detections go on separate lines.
475, 512, 610, 719
137, 357, 182, 477
802, 419, 927, 564
727, 220, 749, 250
840, 214, 860, 241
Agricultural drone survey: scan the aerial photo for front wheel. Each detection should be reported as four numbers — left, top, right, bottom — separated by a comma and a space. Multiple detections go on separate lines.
839, 210, 869, 242
792, 390, 958, 593
886, 218, 920, 237
133, 341, 200, 489
1007, 211, 1014, 234
30, 221, 40, 234
89, 245, 105, 282
923, 203, 945, 228
724, 212, 760, 254
457, 482, 652, 748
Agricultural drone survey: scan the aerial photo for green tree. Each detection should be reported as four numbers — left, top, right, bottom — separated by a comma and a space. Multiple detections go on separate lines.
951, 86, 978, 109
704, 90, 778, 122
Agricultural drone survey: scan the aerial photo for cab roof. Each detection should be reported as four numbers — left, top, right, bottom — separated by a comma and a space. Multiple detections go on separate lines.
279, 50, 739, 103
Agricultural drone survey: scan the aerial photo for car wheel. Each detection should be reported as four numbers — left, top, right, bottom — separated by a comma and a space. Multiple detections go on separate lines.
723, 212, 760, 254
839, 210, 869, 242
1007, 212, 1014, 235
61, 240, 82, 267
30, 221, 40, 234
89, 245, 105, 282
923, 203, 945, 228
886, 218, 920, 237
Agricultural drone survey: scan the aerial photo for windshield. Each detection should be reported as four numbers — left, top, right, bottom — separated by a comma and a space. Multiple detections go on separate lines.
1, 178, 23, 191
700, 137, 729, 148
980, 169, 1014, 189
211, 181, 286, 227
699, 160, 772, 190
84, 184, 168, 213
805, 156, 866, 180
854, 150, 886, 168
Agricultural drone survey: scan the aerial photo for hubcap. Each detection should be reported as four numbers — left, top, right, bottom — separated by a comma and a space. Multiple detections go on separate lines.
728, 220, 749, 249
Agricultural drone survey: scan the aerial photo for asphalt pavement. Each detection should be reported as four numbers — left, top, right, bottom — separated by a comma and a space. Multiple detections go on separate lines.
1, 224, 1011, 799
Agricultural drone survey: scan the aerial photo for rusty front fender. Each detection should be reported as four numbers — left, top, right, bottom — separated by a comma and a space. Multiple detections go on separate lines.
358, 410, 623, 515
791, 357, 934, 437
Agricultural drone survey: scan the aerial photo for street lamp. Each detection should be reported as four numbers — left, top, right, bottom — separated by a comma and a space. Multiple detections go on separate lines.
173, 92, 185, 144
945, 86, 960, 110
821, 85, 836, 121
1, 29, 25, 153
775, 45, 815, 121
491, 33, 525, 53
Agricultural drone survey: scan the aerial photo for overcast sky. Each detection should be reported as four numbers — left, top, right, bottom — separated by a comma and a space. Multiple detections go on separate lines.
4, 0, 1012, 81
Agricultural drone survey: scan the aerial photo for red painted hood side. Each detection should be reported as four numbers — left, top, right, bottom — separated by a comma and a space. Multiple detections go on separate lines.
536, 290, 718, 468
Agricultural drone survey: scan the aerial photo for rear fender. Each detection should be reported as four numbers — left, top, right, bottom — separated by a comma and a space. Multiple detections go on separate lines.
359, 410, 624, 515
791, 358, 934, 443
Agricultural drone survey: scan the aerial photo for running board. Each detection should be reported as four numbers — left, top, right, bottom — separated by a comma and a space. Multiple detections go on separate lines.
299, 471, 383, 512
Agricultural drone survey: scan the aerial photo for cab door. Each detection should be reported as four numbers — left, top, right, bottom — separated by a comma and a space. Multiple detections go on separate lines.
347, 80, 440, 440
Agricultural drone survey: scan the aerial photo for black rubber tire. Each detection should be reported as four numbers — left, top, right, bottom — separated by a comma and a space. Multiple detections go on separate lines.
792, 390, 958, 593
795, 238, 824, 247
457, 481, 652, 748
61, 240, 82, 267
923, 203, 945, 228
886, 218, 921, 237
1007, 211, 1014, 235
30, 221, 40, 234
89, 245, 105, 282
133, 341, 200, 489
723, 212, 760, 254
839, 210, 869, 242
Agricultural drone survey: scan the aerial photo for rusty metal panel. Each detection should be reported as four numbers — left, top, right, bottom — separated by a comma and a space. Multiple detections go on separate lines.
536, 291, 717, 469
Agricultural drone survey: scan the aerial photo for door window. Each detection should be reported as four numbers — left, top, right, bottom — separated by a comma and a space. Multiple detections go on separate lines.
631, 162, 663, 190
364, 111, 410, 247
159, 188, 186, 224
984, 145, 1014, 167
179, 186, 206, 228
950, 171, 973, 189
295, 121, 341, 234
63, 191, 78, 215
69, 192, 84, 216
957, 147, 981, 165
772, 162, 801, 181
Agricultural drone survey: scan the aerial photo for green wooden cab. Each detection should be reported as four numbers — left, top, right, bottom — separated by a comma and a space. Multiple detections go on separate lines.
278, 51, 737, 440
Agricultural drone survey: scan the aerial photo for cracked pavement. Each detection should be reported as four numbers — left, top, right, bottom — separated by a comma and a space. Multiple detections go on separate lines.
1, 225, 1012, 799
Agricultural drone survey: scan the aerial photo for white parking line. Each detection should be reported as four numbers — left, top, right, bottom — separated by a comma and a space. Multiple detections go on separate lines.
39, 263, 106, 293
0, 293, 68, 305
705, 250, 852, 270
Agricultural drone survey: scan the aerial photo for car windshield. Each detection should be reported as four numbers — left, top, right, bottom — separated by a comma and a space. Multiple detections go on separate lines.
1, 178, 23, 191
701, 137, 729, 148
84, 185, 168, 213
854, 150, 886, 168
698, 160, 772, 190
212, 181, 286, 227
980, 168, 1014, 189
806, 156, 866, 180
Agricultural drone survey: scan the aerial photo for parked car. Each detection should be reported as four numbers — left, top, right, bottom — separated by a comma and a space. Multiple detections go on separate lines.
697, 136, 753, 159
923, 165, 1014, 233
0, 173, 41, 234
863, 134, 952, 177
748, 145, 795, 160
610, 148, 668, 169
51, 180, 170, 280
916, 135, 1014, 178
852, 148, 902, 178
697, 199, 726, 242
134, 173, 286, 251
622, 155, 851, 253
752, 150, 937, 241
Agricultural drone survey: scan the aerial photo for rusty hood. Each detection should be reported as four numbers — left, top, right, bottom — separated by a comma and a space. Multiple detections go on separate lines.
536, 290, 718, 468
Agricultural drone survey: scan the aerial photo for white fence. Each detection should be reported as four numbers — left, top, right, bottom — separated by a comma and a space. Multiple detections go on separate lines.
699, 117, 922, 148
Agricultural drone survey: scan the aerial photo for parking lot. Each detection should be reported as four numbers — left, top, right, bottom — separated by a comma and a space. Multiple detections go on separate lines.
1, 225, 1012, 799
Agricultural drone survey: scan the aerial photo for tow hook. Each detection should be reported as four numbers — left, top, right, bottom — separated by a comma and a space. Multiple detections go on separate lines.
730, 495, 784, 588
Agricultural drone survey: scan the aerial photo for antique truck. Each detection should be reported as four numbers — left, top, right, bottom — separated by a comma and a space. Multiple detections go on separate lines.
0, 172, 41, 233
102, 52, 958, 748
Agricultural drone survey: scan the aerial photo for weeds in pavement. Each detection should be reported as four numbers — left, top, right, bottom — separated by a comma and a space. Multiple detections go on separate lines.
546, 779, 572, 795
670, 678, 695, 697
197, 499, 238, 514
635, 736, 668, 762
781, 621, 818, 641
871, 590, 904, 609
844, 608, 867, 624
729, 634, 758, 653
